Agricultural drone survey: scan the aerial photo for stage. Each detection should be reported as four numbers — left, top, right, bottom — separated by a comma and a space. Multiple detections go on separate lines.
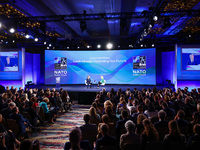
26, 84, 174, 104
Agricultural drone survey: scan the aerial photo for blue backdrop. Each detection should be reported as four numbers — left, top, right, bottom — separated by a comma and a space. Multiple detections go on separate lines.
45, 49, 156, 85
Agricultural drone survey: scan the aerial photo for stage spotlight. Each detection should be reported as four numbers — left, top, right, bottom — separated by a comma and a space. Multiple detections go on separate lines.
189, 35, 191, 38
25, 34, 30, 39
149, 24, 152, 28
87, 45, 90, 48
97, 44, 101, 48
140, 44, 143, 47
153, 16, 158, 21
77, 46, 80, 49
9, 28, 15, 33
34, 38, 38, 42
12, 40, 15, 43
49, 44, 52, 47
47, 47, 49, 49
106, 43, 113, 49
44, 41, 47, 45
0, 22, 2, 28
118, 45, 120, 48
67, 47, 69, 49
152, 44, 154, 47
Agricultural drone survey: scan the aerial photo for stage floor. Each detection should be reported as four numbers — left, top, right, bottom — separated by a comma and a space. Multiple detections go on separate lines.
26, 84, 173, 92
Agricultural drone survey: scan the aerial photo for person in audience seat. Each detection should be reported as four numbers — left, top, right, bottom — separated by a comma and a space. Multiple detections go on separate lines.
120, 120, 141, 150
163, 120, 186, 144
94, 123, 117, 150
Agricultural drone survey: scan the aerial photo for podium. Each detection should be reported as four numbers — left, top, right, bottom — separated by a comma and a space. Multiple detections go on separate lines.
56, 77, 60, 88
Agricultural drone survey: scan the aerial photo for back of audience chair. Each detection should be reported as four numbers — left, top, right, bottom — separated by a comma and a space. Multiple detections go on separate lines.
124, 143, 141, 150
38, 106, 45, 121
7, 119, 19, 138
167, 142, 186, 150
144, 141, 163, 150
157, 127, 169, 141
189, 141, 200, 150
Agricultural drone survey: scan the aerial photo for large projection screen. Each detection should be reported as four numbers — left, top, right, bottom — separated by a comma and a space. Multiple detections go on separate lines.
45, 48, 156, 85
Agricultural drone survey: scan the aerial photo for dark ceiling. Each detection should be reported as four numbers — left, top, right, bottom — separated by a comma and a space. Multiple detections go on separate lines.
0, 0, 200, 50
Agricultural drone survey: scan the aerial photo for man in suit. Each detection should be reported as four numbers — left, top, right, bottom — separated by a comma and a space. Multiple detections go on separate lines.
161, 101, 175, 118
116, 110, 129, 141
1, 102, 16, 120
9, 106, 34, 138
86, 75, 92, 88
95, 123, 117, 150
80, 114, 97, 147
120, 120, 141, 150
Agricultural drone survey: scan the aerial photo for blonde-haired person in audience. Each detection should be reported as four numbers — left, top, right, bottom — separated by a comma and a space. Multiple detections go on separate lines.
92, 102, 101, 116
89, 107, 101, 125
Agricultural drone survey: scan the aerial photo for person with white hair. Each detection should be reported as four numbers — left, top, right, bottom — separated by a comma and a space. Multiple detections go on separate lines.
120, 120, 141, 150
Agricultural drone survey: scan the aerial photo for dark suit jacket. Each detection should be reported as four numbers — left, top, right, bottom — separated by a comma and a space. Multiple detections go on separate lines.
154, 120, 169, 129
80, 123, 97, 147
64, 140, 92, 150
176, 119, 189, 128
86, 78, 92, 84
95, 134, 117, 150
1, 107, 12, 120
116, 118, 129, 140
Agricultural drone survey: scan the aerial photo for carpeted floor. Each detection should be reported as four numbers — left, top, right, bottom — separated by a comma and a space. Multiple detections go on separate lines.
29, 105, 90, 150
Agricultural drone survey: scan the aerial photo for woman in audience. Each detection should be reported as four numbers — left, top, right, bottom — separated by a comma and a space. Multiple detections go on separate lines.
39, 97, 55, 124
136, 114, 147, 135
105, 106, 117, 121
92, 102, 101, 117
89, 107, 101, 125
163, 120, 186, 144
141, 119, 159, 145
30, 96, 39, 110
61, 90, 71, 112
144, 102, 158, 119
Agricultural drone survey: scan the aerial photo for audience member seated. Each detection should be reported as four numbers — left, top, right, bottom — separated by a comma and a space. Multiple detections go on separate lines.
116, 110, 129, 141
188, 112, 200, 136
127, 99, 139, 116
26, 101, 44, 127
154, 110, 169, 129
132, 105, 148, 124
39, 98, 55, 124
181, 97, 194, 117
64, 127, 92, 150
80, 114, 97, 147
92, 102, 101, 117
55, 91, 64, 114
120, 120, 141, 150
0, 114, 20, 149
161, 101, 175, 119
1, 102, 16, 120
9, 106, 34, 138
136, 114, 147, 135
116, 100, 130, 119
141, 119, 159, 146
94, 123, 117, 150
61, 90, 71, 112
97, 114, 115, 138
163, 120, 186, 145
144, 102, 158, 119
187, 124, 200, 148
89, 107, 101, 126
